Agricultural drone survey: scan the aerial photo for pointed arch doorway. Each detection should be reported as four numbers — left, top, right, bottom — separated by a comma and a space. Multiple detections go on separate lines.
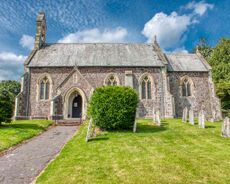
64, 87, 86, 119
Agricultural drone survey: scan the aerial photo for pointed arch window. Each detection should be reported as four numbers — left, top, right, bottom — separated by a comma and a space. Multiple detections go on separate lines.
107, 75, 118, 86
141, 75, 151, 99
182, 78, 191, 97
40, 76, 50, 100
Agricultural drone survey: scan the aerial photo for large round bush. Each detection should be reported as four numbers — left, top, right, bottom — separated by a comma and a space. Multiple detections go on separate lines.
88, 86, 138, 130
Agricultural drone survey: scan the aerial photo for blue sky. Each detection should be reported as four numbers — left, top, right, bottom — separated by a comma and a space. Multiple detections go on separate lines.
0, 0, 229, 80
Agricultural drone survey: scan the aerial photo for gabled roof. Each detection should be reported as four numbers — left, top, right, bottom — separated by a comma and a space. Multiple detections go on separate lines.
28, 43, 165, 67
165, 53, 209, 72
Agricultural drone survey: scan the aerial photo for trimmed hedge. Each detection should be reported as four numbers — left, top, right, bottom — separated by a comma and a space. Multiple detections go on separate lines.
88, 86, 138, 130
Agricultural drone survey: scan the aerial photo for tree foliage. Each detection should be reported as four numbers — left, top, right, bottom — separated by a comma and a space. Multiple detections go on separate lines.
197, 38, 230, 110
88, 86, 139, 130
0, 80, 20, 124
0, 90, 14, 124
208, 39, 230, 83
195, 38, 213, 60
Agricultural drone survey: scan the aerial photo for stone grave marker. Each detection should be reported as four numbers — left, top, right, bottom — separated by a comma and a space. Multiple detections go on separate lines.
86, 118, 93, 142
189, 108, 194, 125
152, 107, 156, 123
182, 107, 188, 123
133, 108, 139, 133
198, 110, 205, 128
156, 110, 161, 126
222, 117, 230, 137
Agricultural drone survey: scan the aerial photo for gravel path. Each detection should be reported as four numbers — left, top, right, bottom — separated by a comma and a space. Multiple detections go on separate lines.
0, 126, 78, 184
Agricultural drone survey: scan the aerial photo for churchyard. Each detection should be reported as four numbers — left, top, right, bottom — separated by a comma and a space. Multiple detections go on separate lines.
36, 118, 230, 184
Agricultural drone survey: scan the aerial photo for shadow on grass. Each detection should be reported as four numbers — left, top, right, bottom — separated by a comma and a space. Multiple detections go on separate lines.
0, 123, 45, 130
205, 125, 216, 129
137, 123, 167, 133
88, 137, 109, 142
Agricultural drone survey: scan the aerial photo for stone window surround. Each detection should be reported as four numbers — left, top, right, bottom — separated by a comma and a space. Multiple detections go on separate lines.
179, 75, 194, 98
103, 73, 120, 86
36, 73, 53, 102
139, 73, 154, 101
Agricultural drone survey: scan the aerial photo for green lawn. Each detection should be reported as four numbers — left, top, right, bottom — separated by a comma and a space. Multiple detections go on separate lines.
37, 119, 230, 184
0, 120, 53, 152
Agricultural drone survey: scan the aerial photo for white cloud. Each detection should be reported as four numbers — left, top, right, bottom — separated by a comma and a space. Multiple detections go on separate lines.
185, 1, 214, 16
0, 52, 26, 80
20, 35, 34, 50
142, 12, 191, 48
172, 47, 189, 53
58, 27, 128, 43
142, 1, 214, 49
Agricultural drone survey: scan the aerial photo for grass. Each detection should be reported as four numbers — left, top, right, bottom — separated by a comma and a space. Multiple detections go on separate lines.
36, 119, 230, 184
0, 120, 53, 152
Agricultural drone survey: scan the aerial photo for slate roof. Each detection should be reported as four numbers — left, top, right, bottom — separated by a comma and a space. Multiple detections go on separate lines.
165, 53, 209, 72
27, 43, 211, 72
28, 43, 164, 67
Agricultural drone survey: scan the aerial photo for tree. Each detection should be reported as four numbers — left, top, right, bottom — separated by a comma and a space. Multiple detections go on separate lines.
197, 38, 230, 110
0, 80, 20, 103
194, 38, 213, 60
208, 39, 230, 83
208, 39, 230, 110
0, 80, 20, 124
0, 90, 14, 124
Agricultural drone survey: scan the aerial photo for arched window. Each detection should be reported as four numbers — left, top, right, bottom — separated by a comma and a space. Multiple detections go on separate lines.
141, 75, 151, 99
106, 74, 118, 86
39, 76, 50, 100
182, 78, 191, 97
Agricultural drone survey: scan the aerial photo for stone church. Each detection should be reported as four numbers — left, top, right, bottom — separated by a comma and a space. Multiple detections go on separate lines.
14, 12, 222, 121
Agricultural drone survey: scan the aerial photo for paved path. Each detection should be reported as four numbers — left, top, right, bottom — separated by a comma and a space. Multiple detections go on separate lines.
0, 126, 78, 184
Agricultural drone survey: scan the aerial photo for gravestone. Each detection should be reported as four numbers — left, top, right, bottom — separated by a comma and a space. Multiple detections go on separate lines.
133, 108, 139, 133
189, 109, 194, 125
182, 107, 188, 123
221, 117, 230, 137
156, 110, 161, 126
198, 110, 205, 128
86, 118, 93, 142
152, 107, 156, 123
133, 119, 137, 133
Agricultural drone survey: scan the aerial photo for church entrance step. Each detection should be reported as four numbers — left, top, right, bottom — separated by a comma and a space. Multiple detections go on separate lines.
55, 119, 82, 126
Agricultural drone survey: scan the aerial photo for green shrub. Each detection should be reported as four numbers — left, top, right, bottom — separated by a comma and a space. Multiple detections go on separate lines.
0, 90, 13, 124
88, 86, 139, 130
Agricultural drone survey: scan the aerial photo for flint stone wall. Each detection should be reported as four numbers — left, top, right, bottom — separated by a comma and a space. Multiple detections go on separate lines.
26, 67, 166, 118
168, 71, 214, 118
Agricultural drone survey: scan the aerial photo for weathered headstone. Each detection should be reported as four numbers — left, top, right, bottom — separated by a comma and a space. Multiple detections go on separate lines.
212, 110, 216, 122
182, 107, 188, 123
156, 110, 161, 126
189, 109, 194, 125
221, 117, 230, 137
86, 118, 93, 142
198, 110, 205, 128
133, 108, 139, 133
152, 107, 156, 123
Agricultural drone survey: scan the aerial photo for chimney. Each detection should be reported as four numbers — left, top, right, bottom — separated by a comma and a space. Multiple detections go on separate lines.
34, 11, 46, 49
